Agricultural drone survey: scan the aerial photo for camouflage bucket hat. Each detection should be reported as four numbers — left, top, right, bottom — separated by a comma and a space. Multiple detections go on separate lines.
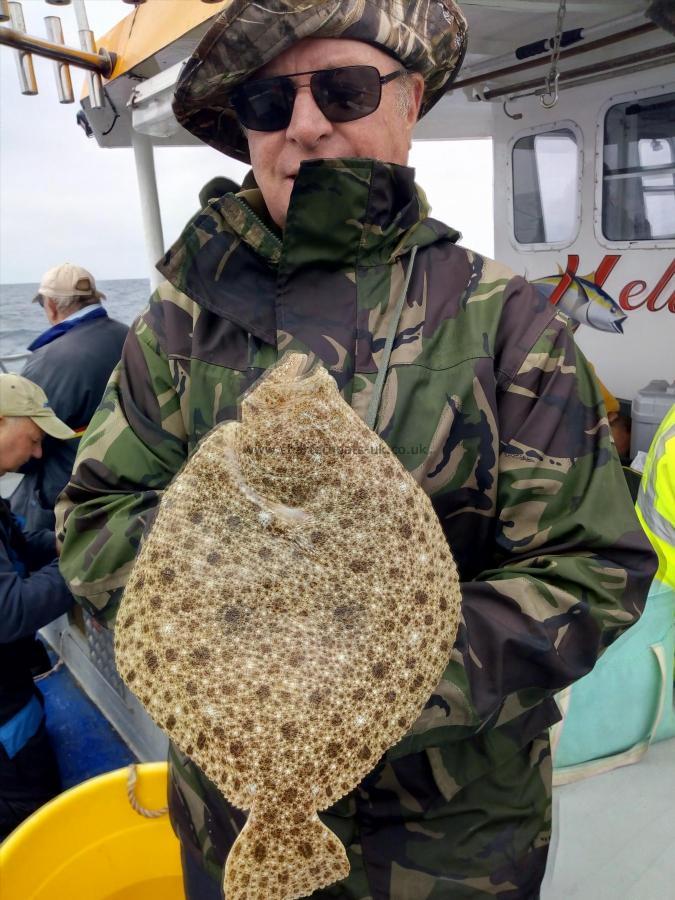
173, 0, 468, 163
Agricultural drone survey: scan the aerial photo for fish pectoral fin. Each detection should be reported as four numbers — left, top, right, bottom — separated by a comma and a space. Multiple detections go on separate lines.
224, 805, 349, 900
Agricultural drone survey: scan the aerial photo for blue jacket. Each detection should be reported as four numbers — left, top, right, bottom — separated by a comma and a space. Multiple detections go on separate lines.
12, 309, 128, 530
0, 498, 72, 723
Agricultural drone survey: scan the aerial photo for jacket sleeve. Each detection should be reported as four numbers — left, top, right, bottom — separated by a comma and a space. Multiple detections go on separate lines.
22, 528, 58, 571
0, 552, 73, 644
56, 300, 188, 626
390, 283, 657, 756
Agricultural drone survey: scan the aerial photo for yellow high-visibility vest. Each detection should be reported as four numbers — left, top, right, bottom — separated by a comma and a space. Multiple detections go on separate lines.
637, 403, 675, 590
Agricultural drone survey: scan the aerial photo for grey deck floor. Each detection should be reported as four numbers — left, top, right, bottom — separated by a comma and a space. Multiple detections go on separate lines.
543, 738, 675, 900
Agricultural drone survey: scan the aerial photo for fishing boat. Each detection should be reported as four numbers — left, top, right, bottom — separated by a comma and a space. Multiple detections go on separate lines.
0, 2, 673, 897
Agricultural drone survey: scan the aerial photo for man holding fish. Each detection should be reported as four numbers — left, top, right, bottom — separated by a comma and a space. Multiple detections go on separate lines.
58, 1, 656, 897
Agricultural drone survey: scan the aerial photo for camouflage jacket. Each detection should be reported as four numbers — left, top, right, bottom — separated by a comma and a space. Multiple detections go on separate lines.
57, 158, 655, 883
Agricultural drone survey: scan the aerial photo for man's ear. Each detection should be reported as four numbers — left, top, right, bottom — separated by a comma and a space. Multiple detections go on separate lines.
408, 72, 425, 125
44, 297, 59, 324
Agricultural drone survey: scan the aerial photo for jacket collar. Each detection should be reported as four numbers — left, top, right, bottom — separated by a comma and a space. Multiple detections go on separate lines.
278, 157, 429, 271
157, 157, 458, 344
28, 305, 108, 352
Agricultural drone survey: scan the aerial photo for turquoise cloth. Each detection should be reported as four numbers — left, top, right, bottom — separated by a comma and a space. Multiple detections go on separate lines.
554, 580, 675, 776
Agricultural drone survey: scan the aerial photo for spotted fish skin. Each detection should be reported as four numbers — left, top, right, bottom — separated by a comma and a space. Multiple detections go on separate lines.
114, 353, 461, 899
57, 158, 656, 895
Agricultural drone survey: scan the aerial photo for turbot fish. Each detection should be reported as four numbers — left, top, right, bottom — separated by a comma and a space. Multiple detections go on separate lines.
115, 352, 462, 900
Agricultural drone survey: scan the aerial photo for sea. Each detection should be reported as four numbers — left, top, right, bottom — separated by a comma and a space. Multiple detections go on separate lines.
0, 278, 150, 371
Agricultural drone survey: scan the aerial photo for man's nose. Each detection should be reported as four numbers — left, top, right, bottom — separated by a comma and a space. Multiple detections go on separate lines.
285, 84, 332, 148
33, 443, 43, 460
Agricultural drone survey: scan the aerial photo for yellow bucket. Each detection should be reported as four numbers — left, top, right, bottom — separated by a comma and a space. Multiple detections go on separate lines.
0, 763, 184, 900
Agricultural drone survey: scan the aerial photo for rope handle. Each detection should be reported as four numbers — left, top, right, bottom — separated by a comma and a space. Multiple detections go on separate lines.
126, 764, 169, 818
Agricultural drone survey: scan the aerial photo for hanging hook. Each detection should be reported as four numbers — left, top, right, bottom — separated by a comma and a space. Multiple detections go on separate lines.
503, 98, 523, 120
540, 71, 560, 109
541, 0, 566, 110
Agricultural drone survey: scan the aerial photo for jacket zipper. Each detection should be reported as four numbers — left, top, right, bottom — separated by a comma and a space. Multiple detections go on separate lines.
231, 196, 283, 254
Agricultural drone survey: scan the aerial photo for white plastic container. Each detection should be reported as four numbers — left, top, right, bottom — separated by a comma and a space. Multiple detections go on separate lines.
631, 381, 675, 458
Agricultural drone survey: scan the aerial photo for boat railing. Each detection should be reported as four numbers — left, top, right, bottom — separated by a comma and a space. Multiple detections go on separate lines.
0, 353, 30, 373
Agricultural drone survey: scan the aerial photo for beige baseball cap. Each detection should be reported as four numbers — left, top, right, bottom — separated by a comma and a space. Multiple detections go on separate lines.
32, 262, 106, 304
0, 374, 76, 440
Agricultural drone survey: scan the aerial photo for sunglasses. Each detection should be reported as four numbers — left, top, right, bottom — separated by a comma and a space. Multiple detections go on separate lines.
230, 65, 405, 132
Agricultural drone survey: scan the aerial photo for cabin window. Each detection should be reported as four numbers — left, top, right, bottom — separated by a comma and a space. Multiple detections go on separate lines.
602, 92, 675, 242
512, 128, 579, 245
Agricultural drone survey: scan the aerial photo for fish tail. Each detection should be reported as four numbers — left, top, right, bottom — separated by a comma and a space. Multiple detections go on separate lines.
224, 803, 350, 899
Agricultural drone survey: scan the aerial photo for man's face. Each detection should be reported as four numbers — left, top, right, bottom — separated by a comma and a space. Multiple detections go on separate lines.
245, 38, 424, 229
0, 416, 44, 476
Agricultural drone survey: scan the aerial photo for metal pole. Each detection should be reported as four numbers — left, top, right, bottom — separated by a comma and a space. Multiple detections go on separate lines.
480, 43, 675, 102
450, 21, 658, 92
44, 15, 74, 103
459, 12, 650, 79
131, 130, 165, 291
72, 0, 104, 109
504, 53, 675, 103
0, 23, 115, 76
8, 3, 36, 95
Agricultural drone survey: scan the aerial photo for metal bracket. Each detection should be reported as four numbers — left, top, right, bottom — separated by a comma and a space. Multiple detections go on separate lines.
503, 97, 523, 120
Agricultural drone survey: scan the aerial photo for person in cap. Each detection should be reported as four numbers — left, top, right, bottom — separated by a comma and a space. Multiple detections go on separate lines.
0, 375, 75, 839
11, 263, 128, 531
198, 175, 241, 211
57, 1, 656, 897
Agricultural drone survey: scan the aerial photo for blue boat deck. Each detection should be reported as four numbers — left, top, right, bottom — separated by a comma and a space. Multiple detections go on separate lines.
39, 650, 137, 791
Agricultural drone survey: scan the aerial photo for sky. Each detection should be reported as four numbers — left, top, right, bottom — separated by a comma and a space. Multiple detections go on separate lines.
0, 0, 494, 285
